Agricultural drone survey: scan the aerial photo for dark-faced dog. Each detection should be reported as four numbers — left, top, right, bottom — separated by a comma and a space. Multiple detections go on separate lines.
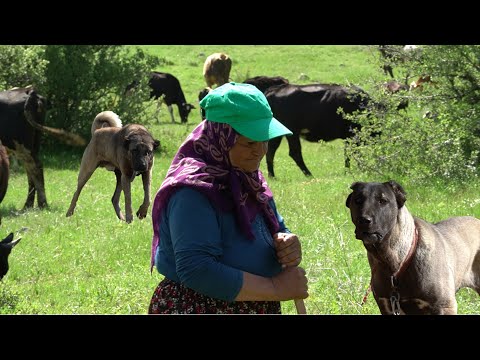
66, 111, 160, 223
346, 180, 480, 315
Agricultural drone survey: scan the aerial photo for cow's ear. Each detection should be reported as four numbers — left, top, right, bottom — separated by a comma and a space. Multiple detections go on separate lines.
153, 139, 160, 150
386, 180, 406, 208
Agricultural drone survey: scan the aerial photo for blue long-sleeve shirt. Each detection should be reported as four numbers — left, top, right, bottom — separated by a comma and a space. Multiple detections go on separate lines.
155, 187, 290, 302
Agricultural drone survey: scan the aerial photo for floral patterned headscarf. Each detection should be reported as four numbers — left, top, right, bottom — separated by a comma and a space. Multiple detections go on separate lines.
150, 120, 279, 270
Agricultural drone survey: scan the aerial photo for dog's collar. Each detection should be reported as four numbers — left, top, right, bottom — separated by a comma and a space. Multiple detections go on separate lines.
389, 226, 419, 314
362, 227, 419, 312
392, 226, 419, 281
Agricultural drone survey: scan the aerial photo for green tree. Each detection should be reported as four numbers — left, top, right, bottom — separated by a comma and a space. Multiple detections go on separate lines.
0, 45, 160, 146
42, 45, 160, 141
346, 45, 480, 184
0, 45, 47, 89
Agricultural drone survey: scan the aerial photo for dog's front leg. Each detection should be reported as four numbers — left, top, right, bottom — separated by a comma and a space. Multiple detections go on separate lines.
112, 169, 125, 221
137, 167, 152, 219
121, 174, 133, 223
66, 150, 97, 217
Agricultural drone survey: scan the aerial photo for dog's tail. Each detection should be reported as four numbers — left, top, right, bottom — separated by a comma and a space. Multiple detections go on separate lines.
91, 111, 123, 136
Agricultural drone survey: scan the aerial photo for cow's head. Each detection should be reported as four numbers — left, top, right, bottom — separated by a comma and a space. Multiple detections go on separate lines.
179, 103, 196, 124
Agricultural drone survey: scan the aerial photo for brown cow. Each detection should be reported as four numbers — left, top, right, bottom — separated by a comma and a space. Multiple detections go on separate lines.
203, 53, 232, 88
409, 75, 436, 91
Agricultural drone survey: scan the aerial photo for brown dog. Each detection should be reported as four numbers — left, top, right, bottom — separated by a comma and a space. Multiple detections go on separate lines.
346, 180, 480, 315
66, 111, 160, 223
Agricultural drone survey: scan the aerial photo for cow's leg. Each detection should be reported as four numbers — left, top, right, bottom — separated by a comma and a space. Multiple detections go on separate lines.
383, 64, 394, 78
286, 135, 312, 176
15, 145, 46, 209
111, 169, 125, 221
66, 150, 97, 217
344, 141, 351, 169
24, 173, 35, 209
32, 155, 47, 208
167, 105, 175, 123
121, 174, 133, 223
136, 166, 152, 220
154, 98, 162, 122
266, 136, 283, 178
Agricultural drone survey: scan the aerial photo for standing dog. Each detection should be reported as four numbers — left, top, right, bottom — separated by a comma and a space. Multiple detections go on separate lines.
346, 180, 480, 315
66, 111, 160, 223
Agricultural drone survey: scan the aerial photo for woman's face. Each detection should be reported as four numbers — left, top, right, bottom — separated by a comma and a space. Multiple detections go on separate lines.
229, 135, 268, 173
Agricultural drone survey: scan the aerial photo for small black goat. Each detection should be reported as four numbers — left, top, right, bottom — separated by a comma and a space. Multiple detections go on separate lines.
0, 233, 21, 280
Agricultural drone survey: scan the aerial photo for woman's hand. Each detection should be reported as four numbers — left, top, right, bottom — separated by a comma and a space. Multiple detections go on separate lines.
271, 266, 309, 300
273, 232, 302, 267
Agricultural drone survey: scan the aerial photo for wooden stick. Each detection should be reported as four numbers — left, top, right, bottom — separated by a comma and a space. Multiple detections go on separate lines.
294, 299, 307, 314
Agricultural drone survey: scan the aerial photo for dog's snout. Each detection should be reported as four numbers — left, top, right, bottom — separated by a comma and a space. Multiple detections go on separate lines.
359, 216, 372, 225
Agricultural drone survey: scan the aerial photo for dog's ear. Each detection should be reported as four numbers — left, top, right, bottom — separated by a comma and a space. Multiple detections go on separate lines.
153, 139, 160, 151
386, 180, 406, 208
346, 182, 361, 208
346, 193, 352, 208
123, 136, 130, 150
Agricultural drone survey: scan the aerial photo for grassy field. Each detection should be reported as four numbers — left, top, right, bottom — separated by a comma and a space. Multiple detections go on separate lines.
1, 45, 479, 314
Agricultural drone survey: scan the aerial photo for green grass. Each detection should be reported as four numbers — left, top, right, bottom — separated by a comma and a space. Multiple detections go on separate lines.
1, 46, 479, 314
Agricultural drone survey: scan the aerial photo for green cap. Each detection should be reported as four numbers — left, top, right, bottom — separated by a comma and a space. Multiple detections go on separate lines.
199, 82, 293, 141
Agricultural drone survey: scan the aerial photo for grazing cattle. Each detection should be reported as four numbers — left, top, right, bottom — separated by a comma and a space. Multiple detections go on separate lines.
243, 76, 289, 93
149, 71, 195, 123
203, 53, 232, 88
382, 80, 410, 110
409, 75, 435, 91
378, 45, 397, 78
264, 83, 370, 177
0, 87, 86, 209
378, 45, 409, 79
124, 79, 140, 96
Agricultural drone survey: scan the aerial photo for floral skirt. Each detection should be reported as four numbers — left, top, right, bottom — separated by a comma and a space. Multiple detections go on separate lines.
148, 278, 281, 314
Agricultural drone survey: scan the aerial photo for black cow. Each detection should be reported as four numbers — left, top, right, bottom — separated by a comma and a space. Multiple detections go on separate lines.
0, 88, 49, 208
243, 76, 289, 94
0, 87, 85, 209
149, 72, 195, 123
264, 83, 370, 177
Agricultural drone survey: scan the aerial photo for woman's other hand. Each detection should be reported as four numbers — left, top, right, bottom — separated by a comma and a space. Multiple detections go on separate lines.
273, 232, 302, 267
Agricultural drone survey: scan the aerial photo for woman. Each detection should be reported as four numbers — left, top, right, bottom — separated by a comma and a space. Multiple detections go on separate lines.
149, 82, 308, 314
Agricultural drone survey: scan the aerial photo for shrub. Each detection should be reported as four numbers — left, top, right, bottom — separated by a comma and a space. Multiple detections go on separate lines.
346, 45, 480, 184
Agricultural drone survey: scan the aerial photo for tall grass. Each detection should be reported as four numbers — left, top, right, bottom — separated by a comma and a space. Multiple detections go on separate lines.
1, 46, 479, 314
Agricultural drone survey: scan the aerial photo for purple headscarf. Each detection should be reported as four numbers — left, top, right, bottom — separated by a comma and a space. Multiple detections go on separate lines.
150, 120, 280, 271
